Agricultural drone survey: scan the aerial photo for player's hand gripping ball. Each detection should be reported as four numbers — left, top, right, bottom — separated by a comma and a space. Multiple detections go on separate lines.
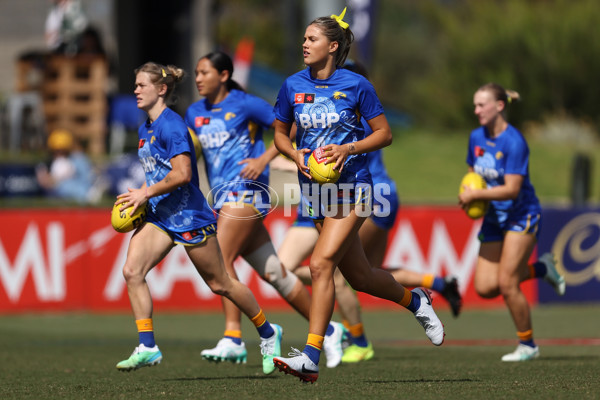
459, 172, 488, 219
111, 203, 147, 233
307, 147, 341, 184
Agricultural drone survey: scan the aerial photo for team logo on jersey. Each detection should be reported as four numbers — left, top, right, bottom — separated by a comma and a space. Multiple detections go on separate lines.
225, 112, 236, 121
495, 151, 504, 160
333, 91, 346, 99
474, 146, 485, 157
195, 116, 211, 127
150, 136, 156, 144
295, 93, 315, 104
138, 139, 146, 149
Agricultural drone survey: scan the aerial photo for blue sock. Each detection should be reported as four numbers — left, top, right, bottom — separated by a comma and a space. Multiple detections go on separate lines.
225, 335, 243, 345
139, 331, 155, 348
325, 323, 334, 337
303, 345, 321, 365
520, 339, 536, 348
407, 290, 422, 313
256, 321, 275, 339
431, 276, 445, 293
532, 261, 547, 278
352, 334, 368, 347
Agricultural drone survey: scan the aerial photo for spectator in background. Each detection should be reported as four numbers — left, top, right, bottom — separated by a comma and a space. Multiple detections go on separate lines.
77, 26, 106, 58
45, 0, 88, 55
36, 129, 100, 203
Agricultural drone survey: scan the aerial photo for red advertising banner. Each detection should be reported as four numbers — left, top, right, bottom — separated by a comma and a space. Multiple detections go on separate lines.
0, 207, 536, 313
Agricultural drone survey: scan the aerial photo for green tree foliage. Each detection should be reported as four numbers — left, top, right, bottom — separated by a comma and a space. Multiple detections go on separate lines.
214, 0, 599, 133
373, 0, 600, 131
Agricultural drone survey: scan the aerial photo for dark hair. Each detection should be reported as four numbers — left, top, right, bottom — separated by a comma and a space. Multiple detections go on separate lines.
343, 59, 368, 79
478, 83, 521, 106
134, 62, 185, 104
309, 15, 354, 67
200, 51, 244, 92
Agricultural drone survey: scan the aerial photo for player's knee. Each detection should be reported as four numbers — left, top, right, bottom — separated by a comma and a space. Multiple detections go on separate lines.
309, 257, 334, 282
498, 277, 519, 298
244, 242, 297, 297
122, 264, 144, 284
266, 263, 298, 297
474, 280, 499, 298
205, 279, 229, 297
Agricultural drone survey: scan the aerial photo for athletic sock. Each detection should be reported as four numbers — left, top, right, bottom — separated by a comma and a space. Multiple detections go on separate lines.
517, 329, 536, 347
250, 309, 275, 339
348, 323, 368, 347
136, 318, 155, 348
224, 329, 242, 345
431, 276, 446, 293
528, 261, 547, 280
303, 333, 323, 365
400, 288, 421, 313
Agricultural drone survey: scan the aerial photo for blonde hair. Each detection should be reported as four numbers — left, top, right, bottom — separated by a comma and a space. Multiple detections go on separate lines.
134, 62, 185, 103
478, 83, 520, 106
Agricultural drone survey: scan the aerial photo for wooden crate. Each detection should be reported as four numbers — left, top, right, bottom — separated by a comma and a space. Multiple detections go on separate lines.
41, 55, 108, 155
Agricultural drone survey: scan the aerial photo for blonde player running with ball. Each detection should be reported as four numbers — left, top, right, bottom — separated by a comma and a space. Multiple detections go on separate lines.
114, 62, 282, 372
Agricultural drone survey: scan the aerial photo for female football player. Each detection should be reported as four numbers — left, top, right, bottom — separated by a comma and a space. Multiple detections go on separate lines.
458, 83, 565, 362
114, 62, 282, 373
185, 52, 345, 371
271, 9, 445, 383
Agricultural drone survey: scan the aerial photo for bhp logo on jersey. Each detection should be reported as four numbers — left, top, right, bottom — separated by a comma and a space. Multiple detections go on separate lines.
198, 131, 230, 149
295, 93, 315, 104
298, 112, 340, 129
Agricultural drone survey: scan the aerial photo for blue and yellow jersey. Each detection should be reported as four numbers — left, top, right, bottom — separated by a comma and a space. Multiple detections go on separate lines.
466, 124, 540, 223
138, 107, 216, 232
275, 67, 384, 186
184, 89, 275, 191
363, 119, 399, 229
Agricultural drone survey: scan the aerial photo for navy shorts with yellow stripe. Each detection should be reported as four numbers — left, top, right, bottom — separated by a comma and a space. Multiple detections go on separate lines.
299, 181, 373, 221
147, 219, 217, 246
478, 212, 541, 243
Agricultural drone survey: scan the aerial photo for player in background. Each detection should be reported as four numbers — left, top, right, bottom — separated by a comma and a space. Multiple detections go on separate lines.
114, 62, 282, 373
184, 51, 345, 371
272, 8, 445, 383
458, 83, 565, 362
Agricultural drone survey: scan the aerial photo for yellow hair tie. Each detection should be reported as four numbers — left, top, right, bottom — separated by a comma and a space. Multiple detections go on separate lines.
161, 68, 167, 78
331, 7, 349, 30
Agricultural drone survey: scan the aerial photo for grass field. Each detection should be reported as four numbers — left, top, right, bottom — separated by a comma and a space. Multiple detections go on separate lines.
1, 305, 599, 400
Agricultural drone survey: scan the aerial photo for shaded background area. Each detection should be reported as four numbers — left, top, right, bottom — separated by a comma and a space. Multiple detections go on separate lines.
0, 0, 598, 206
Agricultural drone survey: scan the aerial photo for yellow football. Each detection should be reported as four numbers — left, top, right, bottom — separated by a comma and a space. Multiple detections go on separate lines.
459, 172, 488, 219
111, 203, 147, 233
308, 147, 341, 184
